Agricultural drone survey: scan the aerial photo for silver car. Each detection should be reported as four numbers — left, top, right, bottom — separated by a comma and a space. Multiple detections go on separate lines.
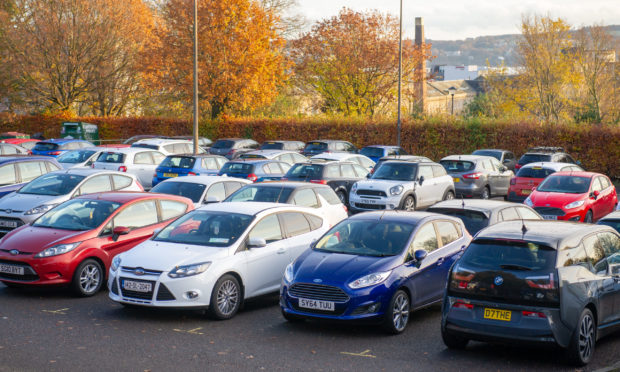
56, 147, 105, 169
440, 155, 514, 199
150, 175, 251, 208
0, 168, 142, 236
92, 147, 166, 189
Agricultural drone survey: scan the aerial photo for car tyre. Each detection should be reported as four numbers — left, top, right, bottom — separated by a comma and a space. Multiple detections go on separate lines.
401, 196, 416, 211
566, 308, 596, 366
481, 186, 490, 200
336, 190, 347, 205
383, 289, 410, 334
584, 211, 593, 224
443, 190, 455, 201
281, 309, 305, 323
441, 327, 469, 349
71, 259, 103, 297
208, 274, 241, 320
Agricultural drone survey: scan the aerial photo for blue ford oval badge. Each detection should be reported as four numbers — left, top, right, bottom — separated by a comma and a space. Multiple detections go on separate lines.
133, 268, 145, 276
313, 278, 322, 283
9, 249, 18, 256
494, 276, 504, 286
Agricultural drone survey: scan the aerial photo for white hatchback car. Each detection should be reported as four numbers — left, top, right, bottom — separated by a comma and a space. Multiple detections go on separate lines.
150, 176, 251, 208
310, 153, 376, 172
131, 139, 206, 156
108, 202, 329, 319
239, 150, 308, 165
92, 148, 166, 189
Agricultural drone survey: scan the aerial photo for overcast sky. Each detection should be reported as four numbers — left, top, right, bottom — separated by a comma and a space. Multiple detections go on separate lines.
294, 0, 620, 40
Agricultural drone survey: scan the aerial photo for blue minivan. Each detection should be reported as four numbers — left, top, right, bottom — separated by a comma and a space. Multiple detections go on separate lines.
0, 157, 62, 198
360, 145, 408, 163
280, 211, 471, 333
152, 154, 229, 187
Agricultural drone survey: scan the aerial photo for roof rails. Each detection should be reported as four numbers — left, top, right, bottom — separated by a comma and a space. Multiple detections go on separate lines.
527, 146, 565, 153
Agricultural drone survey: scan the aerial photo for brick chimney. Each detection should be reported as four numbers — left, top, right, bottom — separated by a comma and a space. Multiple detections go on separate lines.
414, 17, 427, 113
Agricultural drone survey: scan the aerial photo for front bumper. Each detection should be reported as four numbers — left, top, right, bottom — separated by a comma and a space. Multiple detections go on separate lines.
348, 193, 402, 212
0, 255, 76, 286
453, 182, 485, 198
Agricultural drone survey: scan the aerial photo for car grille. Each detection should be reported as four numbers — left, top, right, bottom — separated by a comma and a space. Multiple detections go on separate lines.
0, 217, 25, 236
355, 203, 386, 210
156, 284, 176, 301
0, 260, 38, 281
534, 207, 565, 216
288, 283, 349, 302
356, 189, 387, 197
119, 277, 155, 300
120, 266, 163, 276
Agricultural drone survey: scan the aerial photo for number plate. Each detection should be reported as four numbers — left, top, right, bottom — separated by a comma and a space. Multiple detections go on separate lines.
361, 198, 377, 204
521, 189, 532, 195
298, 298, 335, 311
542, 215, 557, 220
0, 220, 18, 228
122, 280, 152, 293
483, 308, 512, 321
163, 173, 178, 178
453, 178, 460, 183
0, 264, 24, 275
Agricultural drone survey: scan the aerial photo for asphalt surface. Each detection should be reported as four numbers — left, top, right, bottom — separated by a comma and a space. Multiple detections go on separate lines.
1, 284, 620, 372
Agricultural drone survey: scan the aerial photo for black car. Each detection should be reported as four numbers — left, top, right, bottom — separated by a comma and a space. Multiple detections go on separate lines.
370, 155, 432, 175
441, 220, 620, 366
516, 147, 579, 171
208, 138, 260, 159
302, 140, 357, 157
427, 199, 542, 235
282, 161, 369, 204
472, 149, 517, 172
598, 211, 620, 233
260, 140, 305, 152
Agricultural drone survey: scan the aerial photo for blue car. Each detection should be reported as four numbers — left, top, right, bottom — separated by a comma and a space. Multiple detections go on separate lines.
152, 154, 229, 187
359, 145, 408, 162
280, 211, 471, 333
31, 139, 94, 157
218, 159, 291, 182
0, 156, 62, 198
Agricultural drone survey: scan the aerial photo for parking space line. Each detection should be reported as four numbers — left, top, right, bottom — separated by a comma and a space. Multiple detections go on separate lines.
172, 327, 204, 335
41, 308, 69, 315
340, 349, 376, 358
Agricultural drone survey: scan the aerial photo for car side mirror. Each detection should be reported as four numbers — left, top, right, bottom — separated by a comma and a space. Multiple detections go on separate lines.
418, 175, 425, 185
204, 196, 221, 204
499, 166, 507, 172
591, 190, 600, 200
112, 226, 130, 241
247, 237, 267, 249
414, 249, 427, 262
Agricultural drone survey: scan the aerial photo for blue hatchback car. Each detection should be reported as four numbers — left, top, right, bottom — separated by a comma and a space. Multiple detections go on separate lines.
152, 154, 229, 187
31, 139, 94, 157
218, 159, 291, 182
359, 145, 408, 163
0, 156, 62, 198
280, 211, 471, 333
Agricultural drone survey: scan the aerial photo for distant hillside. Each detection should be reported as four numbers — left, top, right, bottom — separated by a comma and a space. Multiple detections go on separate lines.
426, 25, 620, 67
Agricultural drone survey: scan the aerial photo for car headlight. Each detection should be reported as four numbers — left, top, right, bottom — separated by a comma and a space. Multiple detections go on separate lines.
168, 262, 211, 278
34, 242, 81, 258
348, 270, 392, 289
111, 256, 122, 272
389, 185, 404, 196
565, 200, 585, 209
284, 262, 294, 282
351, 182, 358, 191
25, 204, 58, 215
524, 196, 533, 207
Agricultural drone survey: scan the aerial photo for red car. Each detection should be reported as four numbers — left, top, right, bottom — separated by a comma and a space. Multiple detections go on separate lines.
524, 171, 618, 223
0, 192, 193, 296
507, 161, 583, 202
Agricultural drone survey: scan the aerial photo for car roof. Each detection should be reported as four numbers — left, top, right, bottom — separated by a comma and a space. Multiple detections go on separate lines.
263, 140, 302, 144
198, 201, 298, 215
473, 149, 509, 153
227, 159, 281, 165
348, 211, 461, 225
157, 175, 250, 185
51, 168, 130, 177
428, 199, 529, 214
0, 156, 57, 164
96, 147, 161, 154
550, 171, 600, 178
600, 211, 620, 221
441, 155, 495, 162
74, 191, 189, 204
239, 181, 320, 189
378, 155, 430, 161
38, 138, 90, 144
133, 139, 191, 146
307, 140, 348, 144
216, 138, 252, 142
363, 145, 400, 149
474, 220, 613, 249
164, 154, 225, 159
519, 162, 580, 171
311, 153, 361, 160
243, 150, 299, 157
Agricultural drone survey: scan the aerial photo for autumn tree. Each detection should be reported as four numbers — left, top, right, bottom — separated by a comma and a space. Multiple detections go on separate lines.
291, 8, 433, 117
150, 0, 289, 119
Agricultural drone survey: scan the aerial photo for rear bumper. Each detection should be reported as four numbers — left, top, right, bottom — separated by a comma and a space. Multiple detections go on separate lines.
507, 191, 527, 203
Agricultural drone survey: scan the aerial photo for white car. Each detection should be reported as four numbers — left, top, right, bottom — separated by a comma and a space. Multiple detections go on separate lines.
92, 147, 166, 189
311, 153, 375, 171
150, 176, 251, 208
56, 147, 109, 169
108, 202, 330, 319
0, 168, 142, 236
131, 139, 206, 155
239, 150, 308, 165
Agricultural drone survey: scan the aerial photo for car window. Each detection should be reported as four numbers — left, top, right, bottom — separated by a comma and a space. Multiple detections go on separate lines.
2, 144, 18, 154
490, 158, 503, 170
249, 214, 283, 243
591, 178, 603, 192
441, 160, 475, 172
583, 234, 607, 275
109, 200, 159, 231
505, 152, 515, 160
325, 165, 340, 178
499, 208, 520, 221
418, 165, 434, 180
280, 212, 311, 237
517, 207, 541, 220
47, 162, 61, 172
435, 220, 461, 246
315, 187, 340, 205
206, 182, 227, 201
173, 143, 187, 154
224, 181, 244, 196
352, 164, 369, 178
97, 152, 125, 163
291, 153, 306, 164
599, 176, 611, 190
558, 244, 590, 269
598, 232, 620, 264
292, 188, 319, 208
305, 213, 323, 230
77, 175, 112, 196
341, 164, 356, 178
432, 165, 447, 178
345, 143, 356, 152
160, 200, 188, 221
412, 223, 438, 252
17, 161, 46, 183
134, 152, 154, 165
267, 163, 282, 173
202, 157, 219, 170
112, 175, 133, 190
163, 144, 175, 153
0, 164, 16, 185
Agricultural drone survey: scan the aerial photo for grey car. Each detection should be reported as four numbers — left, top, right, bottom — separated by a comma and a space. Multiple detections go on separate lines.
472, 149, 517, 172
440, 155, 514, 199
441, 220, 620, 366
209, 138, 260, 159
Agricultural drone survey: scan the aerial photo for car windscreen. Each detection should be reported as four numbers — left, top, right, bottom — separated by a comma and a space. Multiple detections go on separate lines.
440, 160, 475, 173
314, 219, 414, 257
260, 142, 284, 150
19, 173, 85, 196
518, 154, 551, 165
598, 220, 620, 233
472, 150, 501, 160
131, 144, 159, 150
151, 181, 206, 203
96, 152, 125, 163
160, 156, 196, 169
371, 163, 417, 181
211, 140, 235, 149
458, 239, 556, 271
57, 150, 97, 164
537, 175, 590, 194
304, 142, 328, 152
426, 208, 489, 235
285, 164, 323, 179
32, 199, 121, 231
225, 185, 294, 203
360, 147, 385, 158
33, 142, 59, 151
516, 166, 556, 178
153, 210, 254, 247
220, 162, 253, 174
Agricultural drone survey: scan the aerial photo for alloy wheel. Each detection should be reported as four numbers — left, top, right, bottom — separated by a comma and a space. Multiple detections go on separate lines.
216, 280, 239, 316
392, 292, 410, 332
79, 264, 101, 294
579, 313, 595, 361
403, 197, 415, 211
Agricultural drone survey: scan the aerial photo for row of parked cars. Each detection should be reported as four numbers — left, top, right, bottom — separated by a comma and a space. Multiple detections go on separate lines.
1, 136, 619, 366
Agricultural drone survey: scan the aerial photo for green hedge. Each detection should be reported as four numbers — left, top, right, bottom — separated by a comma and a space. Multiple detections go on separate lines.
2, 114, 618, 179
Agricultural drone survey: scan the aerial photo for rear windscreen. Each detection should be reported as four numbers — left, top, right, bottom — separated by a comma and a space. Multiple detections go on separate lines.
33, 143, 59, 151
212, 140, 235, 149
518, 154, 551, 165
220, 162, 253, 173
472, 150, 501, 160
132, 144, 159, 150
97, 152, 125, 163
440, 160, 475, 173
261, 142, 284, 150
516, 167, 556, 178
426, 208, 489, 235
304, 142, 328, 152
360, 147, 385, 158
160, 156, 196, 169
286, 164, 323, 179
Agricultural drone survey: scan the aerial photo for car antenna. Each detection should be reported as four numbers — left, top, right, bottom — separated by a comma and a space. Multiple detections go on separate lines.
521, 218, 528, 237
461, 195, 465, 209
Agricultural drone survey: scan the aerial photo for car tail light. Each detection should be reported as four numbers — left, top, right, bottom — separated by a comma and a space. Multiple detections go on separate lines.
522, 311, 547, 318
188, 172, 197, 176
526, 273, 555, 289
452, 300, 473, 310
310, 180, 327, 185
118, 165, 127, 172
49, 151, 61, 155
515, 164, 523, 170
463, 172, 483, 179
510, 177, 517, 185
247, 173, 258, 182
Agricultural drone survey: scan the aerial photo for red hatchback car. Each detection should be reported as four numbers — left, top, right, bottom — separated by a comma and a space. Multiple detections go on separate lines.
0, 192, 193, 296
507, 162, 583, 202
524, 171, 617, 223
